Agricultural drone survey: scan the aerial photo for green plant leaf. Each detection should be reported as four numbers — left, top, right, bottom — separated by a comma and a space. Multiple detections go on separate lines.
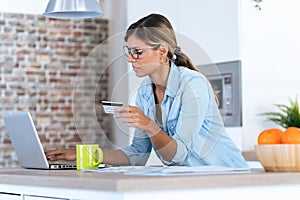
259, 97, 300, 128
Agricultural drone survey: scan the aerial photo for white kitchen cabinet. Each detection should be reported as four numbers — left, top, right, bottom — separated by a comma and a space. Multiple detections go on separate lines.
23, 195, 69, 200
126, 0, 180, 29
0, 193, 70, 200
127, 0, 240, 64
177, 0, 240, 63
0, 193, 21, 200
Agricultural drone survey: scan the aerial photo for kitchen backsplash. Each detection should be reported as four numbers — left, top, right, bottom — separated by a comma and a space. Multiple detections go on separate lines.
0, 13, 113, 168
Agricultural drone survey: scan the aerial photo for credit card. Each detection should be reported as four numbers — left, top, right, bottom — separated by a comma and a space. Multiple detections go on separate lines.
101, 101, 123, 114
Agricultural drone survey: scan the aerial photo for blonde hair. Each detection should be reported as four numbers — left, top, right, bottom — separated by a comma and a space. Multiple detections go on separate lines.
124, 13, 198, 71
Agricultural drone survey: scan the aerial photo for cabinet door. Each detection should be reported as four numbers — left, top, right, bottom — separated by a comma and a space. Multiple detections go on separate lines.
177, 0, 240, 63
0, 193, 21, 200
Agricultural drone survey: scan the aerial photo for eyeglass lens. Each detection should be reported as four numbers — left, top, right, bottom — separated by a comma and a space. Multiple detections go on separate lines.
123, 46, 141, 59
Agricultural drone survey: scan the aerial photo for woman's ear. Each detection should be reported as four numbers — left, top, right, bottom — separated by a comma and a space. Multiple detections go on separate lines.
159, 44, 168, 56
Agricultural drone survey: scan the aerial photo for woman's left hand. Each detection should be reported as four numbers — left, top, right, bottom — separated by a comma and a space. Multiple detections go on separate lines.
114, 106, 152, 130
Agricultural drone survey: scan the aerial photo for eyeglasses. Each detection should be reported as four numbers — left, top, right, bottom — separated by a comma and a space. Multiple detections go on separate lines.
123, 45, 160, 60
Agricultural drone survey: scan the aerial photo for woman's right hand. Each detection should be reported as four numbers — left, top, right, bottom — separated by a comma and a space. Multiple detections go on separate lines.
45, 148, 76, 161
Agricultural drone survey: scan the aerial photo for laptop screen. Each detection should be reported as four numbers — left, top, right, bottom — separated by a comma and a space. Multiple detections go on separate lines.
3, 111, 52, 169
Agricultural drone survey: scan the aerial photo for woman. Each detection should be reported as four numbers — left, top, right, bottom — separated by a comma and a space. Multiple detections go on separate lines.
46, 13, 248, 168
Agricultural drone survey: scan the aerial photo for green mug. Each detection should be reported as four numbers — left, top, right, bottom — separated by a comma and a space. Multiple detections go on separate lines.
76, 144, 103, 170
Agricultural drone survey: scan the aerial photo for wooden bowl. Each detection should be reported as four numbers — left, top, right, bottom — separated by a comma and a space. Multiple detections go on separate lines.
255, 144, 300, 172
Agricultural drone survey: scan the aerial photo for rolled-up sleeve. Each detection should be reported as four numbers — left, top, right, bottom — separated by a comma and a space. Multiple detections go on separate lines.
120, 82, 153, 165
120, 130, 152, 165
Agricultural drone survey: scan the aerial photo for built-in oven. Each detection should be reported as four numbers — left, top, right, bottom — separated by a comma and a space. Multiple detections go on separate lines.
197, 60, 242, 127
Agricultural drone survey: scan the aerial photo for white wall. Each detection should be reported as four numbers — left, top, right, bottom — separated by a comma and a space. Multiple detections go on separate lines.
101, 0, 129, 148
240, 0, 300, 150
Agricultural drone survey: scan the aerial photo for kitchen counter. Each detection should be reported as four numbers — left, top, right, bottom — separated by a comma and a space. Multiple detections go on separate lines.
1, 167, 300, 200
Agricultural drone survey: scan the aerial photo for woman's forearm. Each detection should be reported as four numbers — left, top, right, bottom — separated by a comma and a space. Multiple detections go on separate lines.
103, 149, 130, 165
145, 121, 177, 162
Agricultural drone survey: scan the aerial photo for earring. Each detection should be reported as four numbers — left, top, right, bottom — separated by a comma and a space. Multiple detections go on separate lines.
161, 56, 169, 65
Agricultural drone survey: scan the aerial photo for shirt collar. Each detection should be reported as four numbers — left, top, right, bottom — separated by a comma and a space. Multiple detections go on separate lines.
165, 62, 180, 98
141, 62, 180, 101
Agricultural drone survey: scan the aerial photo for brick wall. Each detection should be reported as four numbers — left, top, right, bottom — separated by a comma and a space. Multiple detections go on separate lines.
0, 13, 112, 168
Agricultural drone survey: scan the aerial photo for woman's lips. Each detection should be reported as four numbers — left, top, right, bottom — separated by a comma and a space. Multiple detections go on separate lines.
132, 66, 139, 71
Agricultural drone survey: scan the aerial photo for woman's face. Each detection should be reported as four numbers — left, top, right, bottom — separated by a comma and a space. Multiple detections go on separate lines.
126, 34, 161, 77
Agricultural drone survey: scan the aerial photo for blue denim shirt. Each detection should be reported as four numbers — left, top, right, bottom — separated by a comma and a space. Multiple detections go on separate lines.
121, 63, 248, 168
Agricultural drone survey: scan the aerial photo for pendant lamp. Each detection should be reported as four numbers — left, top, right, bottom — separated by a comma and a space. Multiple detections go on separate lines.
43, 0, 104, 19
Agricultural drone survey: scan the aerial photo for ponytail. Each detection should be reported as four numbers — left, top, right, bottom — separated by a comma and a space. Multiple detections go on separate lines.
168, 46, 198, 71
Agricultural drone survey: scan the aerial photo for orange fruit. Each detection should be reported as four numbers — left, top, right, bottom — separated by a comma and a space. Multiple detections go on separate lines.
257, 128, 283, 144
281, 127, 300, 144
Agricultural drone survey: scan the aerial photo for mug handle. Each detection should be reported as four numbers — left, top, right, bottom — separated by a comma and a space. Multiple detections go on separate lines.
93, 147, 103, 166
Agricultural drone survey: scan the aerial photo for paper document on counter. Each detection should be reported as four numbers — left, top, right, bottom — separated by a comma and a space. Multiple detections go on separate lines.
85, 166, 251, 176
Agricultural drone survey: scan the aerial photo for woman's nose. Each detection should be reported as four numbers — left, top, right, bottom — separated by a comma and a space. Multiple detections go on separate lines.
127, 55, 136, 62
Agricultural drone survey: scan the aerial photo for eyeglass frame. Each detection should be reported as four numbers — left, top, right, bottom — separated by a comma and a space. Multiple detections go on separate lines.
123, 44, 161, 60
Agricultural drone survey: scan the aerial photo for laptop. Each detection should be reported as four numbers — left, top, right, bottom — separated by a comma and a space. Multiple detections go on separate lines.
2, 111, 77, 170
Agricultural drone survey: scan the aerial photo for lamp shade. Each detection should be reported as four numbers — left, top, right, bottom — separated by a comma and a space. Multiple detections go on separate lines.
43, 0, 103, 19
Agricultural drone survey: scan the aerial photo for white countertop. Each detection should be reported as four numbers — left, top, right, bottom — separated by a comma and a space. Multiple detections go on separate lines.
0, 166, 299, 200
